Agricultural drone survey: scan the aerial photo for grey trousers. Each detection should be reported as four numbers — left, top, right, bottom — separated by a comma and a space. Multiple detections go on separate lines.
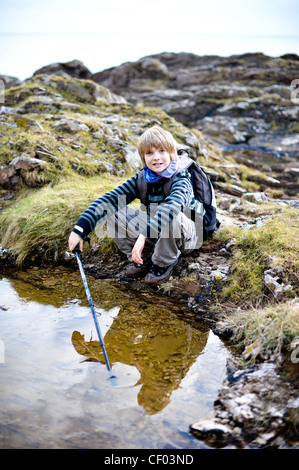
106, 206, 197, 267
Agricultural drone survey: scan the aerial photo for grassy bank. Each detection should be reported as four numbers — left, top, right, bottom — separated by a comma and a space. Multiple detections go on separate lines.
0, 173, 124, 263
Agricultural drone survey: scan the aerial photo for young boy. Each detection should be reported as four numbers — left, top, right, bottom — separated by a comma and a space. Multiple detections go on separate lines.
68, 125, 201, 285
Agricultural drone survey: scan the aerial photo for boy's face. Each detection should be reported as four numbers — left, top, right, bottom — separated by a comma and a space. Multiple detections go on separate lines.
144, 147, 171, 173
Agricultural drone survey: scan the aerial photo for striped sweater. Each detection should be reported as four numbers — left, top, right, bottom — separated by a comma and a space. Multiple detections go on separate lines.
76, 168, 196, 240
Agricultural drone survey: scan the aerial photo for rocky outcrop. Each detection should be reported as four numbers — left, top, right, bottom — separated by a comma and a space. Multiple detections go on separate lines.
0, 71, 222, 192
92, 52, 299, 166
92, 56, 172, 90
26, 54, 299, 169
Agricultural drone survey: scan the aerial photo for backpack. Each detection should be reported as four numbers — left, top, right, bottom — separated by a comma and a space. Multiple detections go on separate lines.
137, 149, 220, 240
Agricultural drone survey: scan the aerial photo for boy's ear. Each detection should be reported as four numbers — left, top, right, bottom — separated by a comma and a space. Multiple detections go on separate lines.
171, 150, 179, 161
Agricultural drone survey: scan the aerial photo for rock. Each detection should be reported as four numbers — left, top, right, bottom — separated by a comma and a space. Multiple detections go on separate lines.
46, 76, 127, 105
105, 137, 142, 172
0, 106, 14, 115
267, 254, 279, 267
10, 155, 47, 171
0, 156, 48, 189
0, 246, 14, 262
190, 418, 233, 440
138, 57, 169, 77
264, 272, 292, 297
92, 51, 299, 201
0, 74, 21, 88
96, 160, 114, 173
191, 361, 297, 448
0, 165, 18, 189
53, 78, 98, 103
232, 403, 255, 422
197, 115, 271, 146
123, 143, 142, 172
214, 268, 229, 280
214, 182, 247, 197
243, 342, 262, 360
52, 118, 89, 133
265, 265, 283, 276
289, 168, 299, 177
13, 116, 43, 130
263, 255, 293, 298
251, 431, 277, 447
225, 239, 237, 250
33, 59, 92, 79
242, 192, 268, 203
218, 198, 234, 210
34, 144, 59, 163
92, 56, 171, 91
1, 71, 218, 185
247, 174, 281, 188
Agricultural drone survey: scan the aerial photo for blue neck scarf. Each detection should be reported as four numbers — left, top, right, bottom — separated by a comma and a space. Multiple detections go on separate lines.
143, 160, 178, 183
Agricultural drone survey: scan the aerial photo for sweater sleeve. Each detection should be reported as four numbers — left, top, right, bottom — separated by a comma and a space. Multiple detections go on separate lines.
142, 170, 193, 240
75, 174, 139, 234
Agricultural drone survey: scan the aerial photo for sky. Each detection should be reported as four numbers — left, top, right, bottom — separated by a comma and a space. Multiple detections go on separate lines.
0, 0, 299, 80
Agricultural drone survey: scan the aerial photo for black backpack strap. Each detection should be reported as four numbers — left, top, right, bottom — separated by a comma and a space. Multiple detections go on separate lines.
137, 170, 148, 205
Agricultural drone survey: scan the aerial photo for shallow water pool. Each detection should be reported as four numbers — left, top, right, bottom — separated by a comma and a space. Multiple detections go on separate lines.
0, 265, 230, 449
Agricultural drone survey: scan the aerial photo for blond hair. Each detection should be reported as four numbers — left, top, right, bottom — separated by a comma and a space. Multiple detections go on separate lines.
138, 125, 178, 166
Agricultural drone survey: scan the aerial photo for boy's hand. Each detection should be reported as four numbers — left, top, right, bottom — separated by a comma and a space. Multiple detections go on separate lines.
132, 234, 146, 265
68, 225, 84, 252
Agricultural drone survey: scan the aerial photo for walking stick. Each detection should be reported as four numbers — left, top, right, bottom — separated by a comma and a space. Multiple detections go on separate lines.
73, 245, 115, 379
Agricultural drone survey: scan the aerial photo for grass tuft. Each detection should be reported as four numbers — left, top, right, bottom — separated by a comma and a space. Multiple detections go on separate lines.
0, 174, 124, 263
221, 299, 299, 363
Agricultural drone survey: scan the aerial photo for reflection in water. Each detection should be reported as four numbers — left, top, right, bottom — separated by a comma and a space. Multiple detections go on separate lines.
0, 265, 229, 449
71, 303, 208, 414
